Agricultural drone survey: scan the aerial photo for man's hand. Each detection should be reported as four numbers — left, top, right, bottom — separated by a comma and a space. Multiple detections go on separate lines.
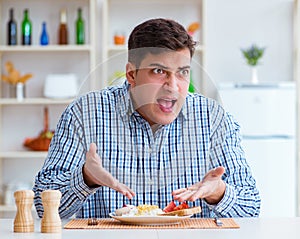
172, 166, 226, 205
83, 143, 135, 199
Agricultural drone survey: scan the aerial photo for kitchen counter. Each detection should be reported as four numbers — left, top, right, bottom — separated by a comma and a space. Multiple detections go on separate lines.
0, 217, 300, 239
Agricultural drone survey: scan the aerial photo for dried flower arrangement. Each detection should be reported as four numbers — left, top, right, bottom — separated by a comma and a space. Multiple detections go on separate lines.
1, 61, 33, 85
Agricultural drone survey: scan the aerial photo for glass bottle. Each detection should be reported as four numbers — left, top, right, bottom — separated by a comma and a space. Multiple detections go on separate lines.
7, 8, 17, 45
40, 22, 49, 45
21, 9, 32, 45
76, 8, 85, 44
58, 9, 68, 45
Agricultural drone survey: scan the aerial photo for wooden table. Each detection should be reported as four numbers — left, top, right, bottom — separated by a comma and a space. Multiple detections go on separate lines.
0, 217, 300, 239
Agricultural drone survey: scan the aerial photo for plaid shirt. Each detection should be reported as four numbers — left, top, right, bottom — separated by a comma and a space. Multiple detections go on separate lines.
33, 81, 260, 218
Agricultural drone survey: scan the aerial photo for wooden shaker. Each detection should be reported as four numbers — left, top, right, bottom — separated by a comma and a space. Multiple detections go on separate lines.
41, 189, 62, 233
13, 190, 34, 233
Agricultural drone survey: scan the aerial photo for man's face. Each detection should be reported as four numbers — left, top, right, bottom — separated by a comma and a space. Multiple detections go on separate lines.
126, 48, 191, 126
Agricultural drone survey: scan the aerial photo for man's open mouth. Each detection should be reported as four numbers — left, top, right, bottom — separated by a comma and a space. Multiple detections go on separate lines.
157, 98, 177, 112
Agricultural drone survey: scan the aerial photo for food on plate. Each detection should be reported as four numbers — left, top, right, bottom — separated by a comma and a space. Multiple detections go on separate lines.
115, 204, 163, 217
160, 206, 202, 216
114, 201, 201, 217
163, 201, 189, 212
174, 201, 189, 211
135, 204, 164, 216
163, 200, 177, 213
115, 204, 136, 216
161, 201, 201, 216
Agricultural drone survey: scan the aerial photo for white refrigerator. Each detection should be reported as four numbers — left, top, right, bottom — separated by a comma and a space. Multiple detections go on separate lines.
218, 82, 297, 217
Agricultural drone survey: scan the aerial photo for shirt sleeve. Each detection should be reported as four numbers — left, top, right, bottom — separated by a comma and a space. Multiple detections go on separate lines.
32, 102, 98, 219
208, 103, 261, 217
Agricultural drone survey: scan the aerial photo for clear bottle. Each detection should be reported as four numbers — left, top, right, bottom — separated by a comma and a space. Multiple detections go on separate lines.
21, 9, 32, 45
76, 8, 85, 44
7, 8, 17, 45
40, 22, 49, 45
58, 9, 68, 45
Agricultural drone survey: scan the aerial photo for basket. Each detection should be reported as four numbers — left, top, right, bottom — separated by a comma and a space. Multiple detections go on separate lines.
23, 107, 54, 151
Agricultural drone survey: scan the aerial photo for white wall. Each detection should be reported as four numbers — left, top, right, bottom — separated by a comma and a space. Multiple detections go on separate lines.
206, 0, 294, 87
97, 0, 295, 96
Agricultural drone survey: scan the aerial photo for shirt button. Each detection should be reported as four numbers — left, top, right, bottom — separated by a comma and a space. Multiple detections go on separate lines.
149, 148, 152, 153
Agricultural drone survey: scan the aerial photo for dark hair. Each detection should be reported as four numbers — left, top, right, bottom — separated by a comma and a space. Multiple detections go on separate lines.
128, 18, 196, 67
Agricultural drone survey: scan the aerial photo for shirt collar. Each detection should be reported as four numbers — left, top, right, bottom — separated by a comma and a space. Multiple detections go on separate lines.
118, 81, 134, 118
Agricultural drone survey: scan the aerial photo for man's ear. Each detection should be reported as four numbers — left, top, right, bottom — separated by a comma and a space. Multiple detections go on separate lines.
126, 62, 136, 87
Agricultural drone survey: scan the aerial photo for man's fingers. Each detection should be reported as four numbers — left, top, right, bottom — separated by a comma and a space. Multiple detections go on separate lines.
207, 166, 225, 178
86, 142, 136, 199
190, 186, 209, 200
172, 188, 187, 195
124, 188, 136, 200
172, 187, 199, 202
116, 183, 136, 200
213, 166, 225, 176
89, 143, 97, 155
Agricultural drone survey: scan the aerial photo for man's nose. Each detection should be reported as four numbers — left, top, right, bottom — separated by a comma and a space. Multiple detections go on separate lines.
164, 73, 179, 92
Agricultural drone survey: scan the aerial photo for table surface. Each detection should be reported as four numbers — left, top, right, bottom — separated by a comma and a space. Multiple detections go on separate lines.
1, 217, 300, 239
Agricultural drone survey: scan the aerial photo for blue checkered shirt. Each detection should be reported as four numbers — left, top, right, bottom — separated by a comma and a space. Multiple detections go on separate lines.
33, 81, 260, 218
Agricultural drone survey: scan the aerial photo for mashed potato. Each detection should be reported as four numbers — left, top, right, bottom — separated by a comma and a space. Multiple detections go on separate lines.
120, 204, 163, 217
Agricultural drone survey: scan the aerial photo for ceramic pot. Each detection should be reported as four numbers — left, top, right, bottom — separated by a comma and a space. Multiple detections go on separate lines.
9, 83, 25, 100
251, 67, 258, 84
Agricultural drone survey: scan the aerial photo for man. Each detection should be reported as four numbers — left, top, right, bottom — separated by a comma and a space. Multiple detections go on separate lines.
33, 18, 260, 218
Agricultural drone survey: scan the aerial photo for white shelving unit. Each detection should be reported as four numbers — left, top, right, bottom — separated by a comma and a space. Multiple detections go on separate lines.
0, 0, 96, 216
101, 0, 206, 93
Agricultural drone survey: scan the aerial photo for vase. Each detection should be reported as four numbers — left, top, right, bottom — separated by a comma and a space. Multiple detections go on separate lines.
251, 67, 258, 84
9, 83, 26, 100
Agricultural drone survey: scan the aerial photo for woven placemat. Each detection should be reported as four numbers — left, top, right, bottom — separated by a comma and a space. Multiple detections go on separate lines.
64, 218, 239, 229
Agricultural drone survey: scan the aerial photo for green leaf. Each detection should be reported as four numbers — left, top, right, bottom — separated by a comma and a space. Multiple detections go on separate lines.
241, 44, 265, 66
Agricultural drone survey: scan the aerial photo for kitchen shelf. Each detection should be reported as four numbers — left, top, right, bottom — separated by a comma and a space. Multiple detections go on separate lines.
0, 0, 97, 207
0, 151, 47, 159
0, 98, 74, 105
0, 45, 93, 52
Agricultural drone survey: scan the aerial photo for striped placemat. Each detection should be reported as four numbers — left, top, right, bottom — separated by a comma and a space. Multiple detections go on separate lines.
64, 218, 240, 229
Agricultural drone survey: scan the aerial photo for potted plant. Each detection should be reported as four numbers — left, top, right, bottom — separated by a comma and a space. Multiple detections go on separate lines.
241, 44, 265, 84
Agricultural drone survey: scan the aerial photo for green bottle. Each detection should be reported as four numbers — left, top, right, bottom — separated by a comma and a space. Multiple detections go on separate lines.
22, 9, 32, 45
76, 8, 85, 44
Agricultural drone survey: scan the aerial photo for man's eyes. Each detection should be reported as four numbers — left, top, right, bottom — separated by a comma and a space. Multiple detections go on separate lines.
179, 69, 190, 76
150, 67, 190, 79
152, 68, 166, 74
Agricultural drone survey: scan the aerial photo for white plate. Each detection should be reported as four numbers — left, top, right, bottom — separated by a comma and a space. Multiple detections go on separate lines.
109, 213, 192, 225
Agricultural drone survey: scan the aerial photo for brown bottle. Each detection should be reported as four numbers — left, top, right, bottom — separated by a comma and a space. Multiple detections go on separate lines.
58, 9, 68, 44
